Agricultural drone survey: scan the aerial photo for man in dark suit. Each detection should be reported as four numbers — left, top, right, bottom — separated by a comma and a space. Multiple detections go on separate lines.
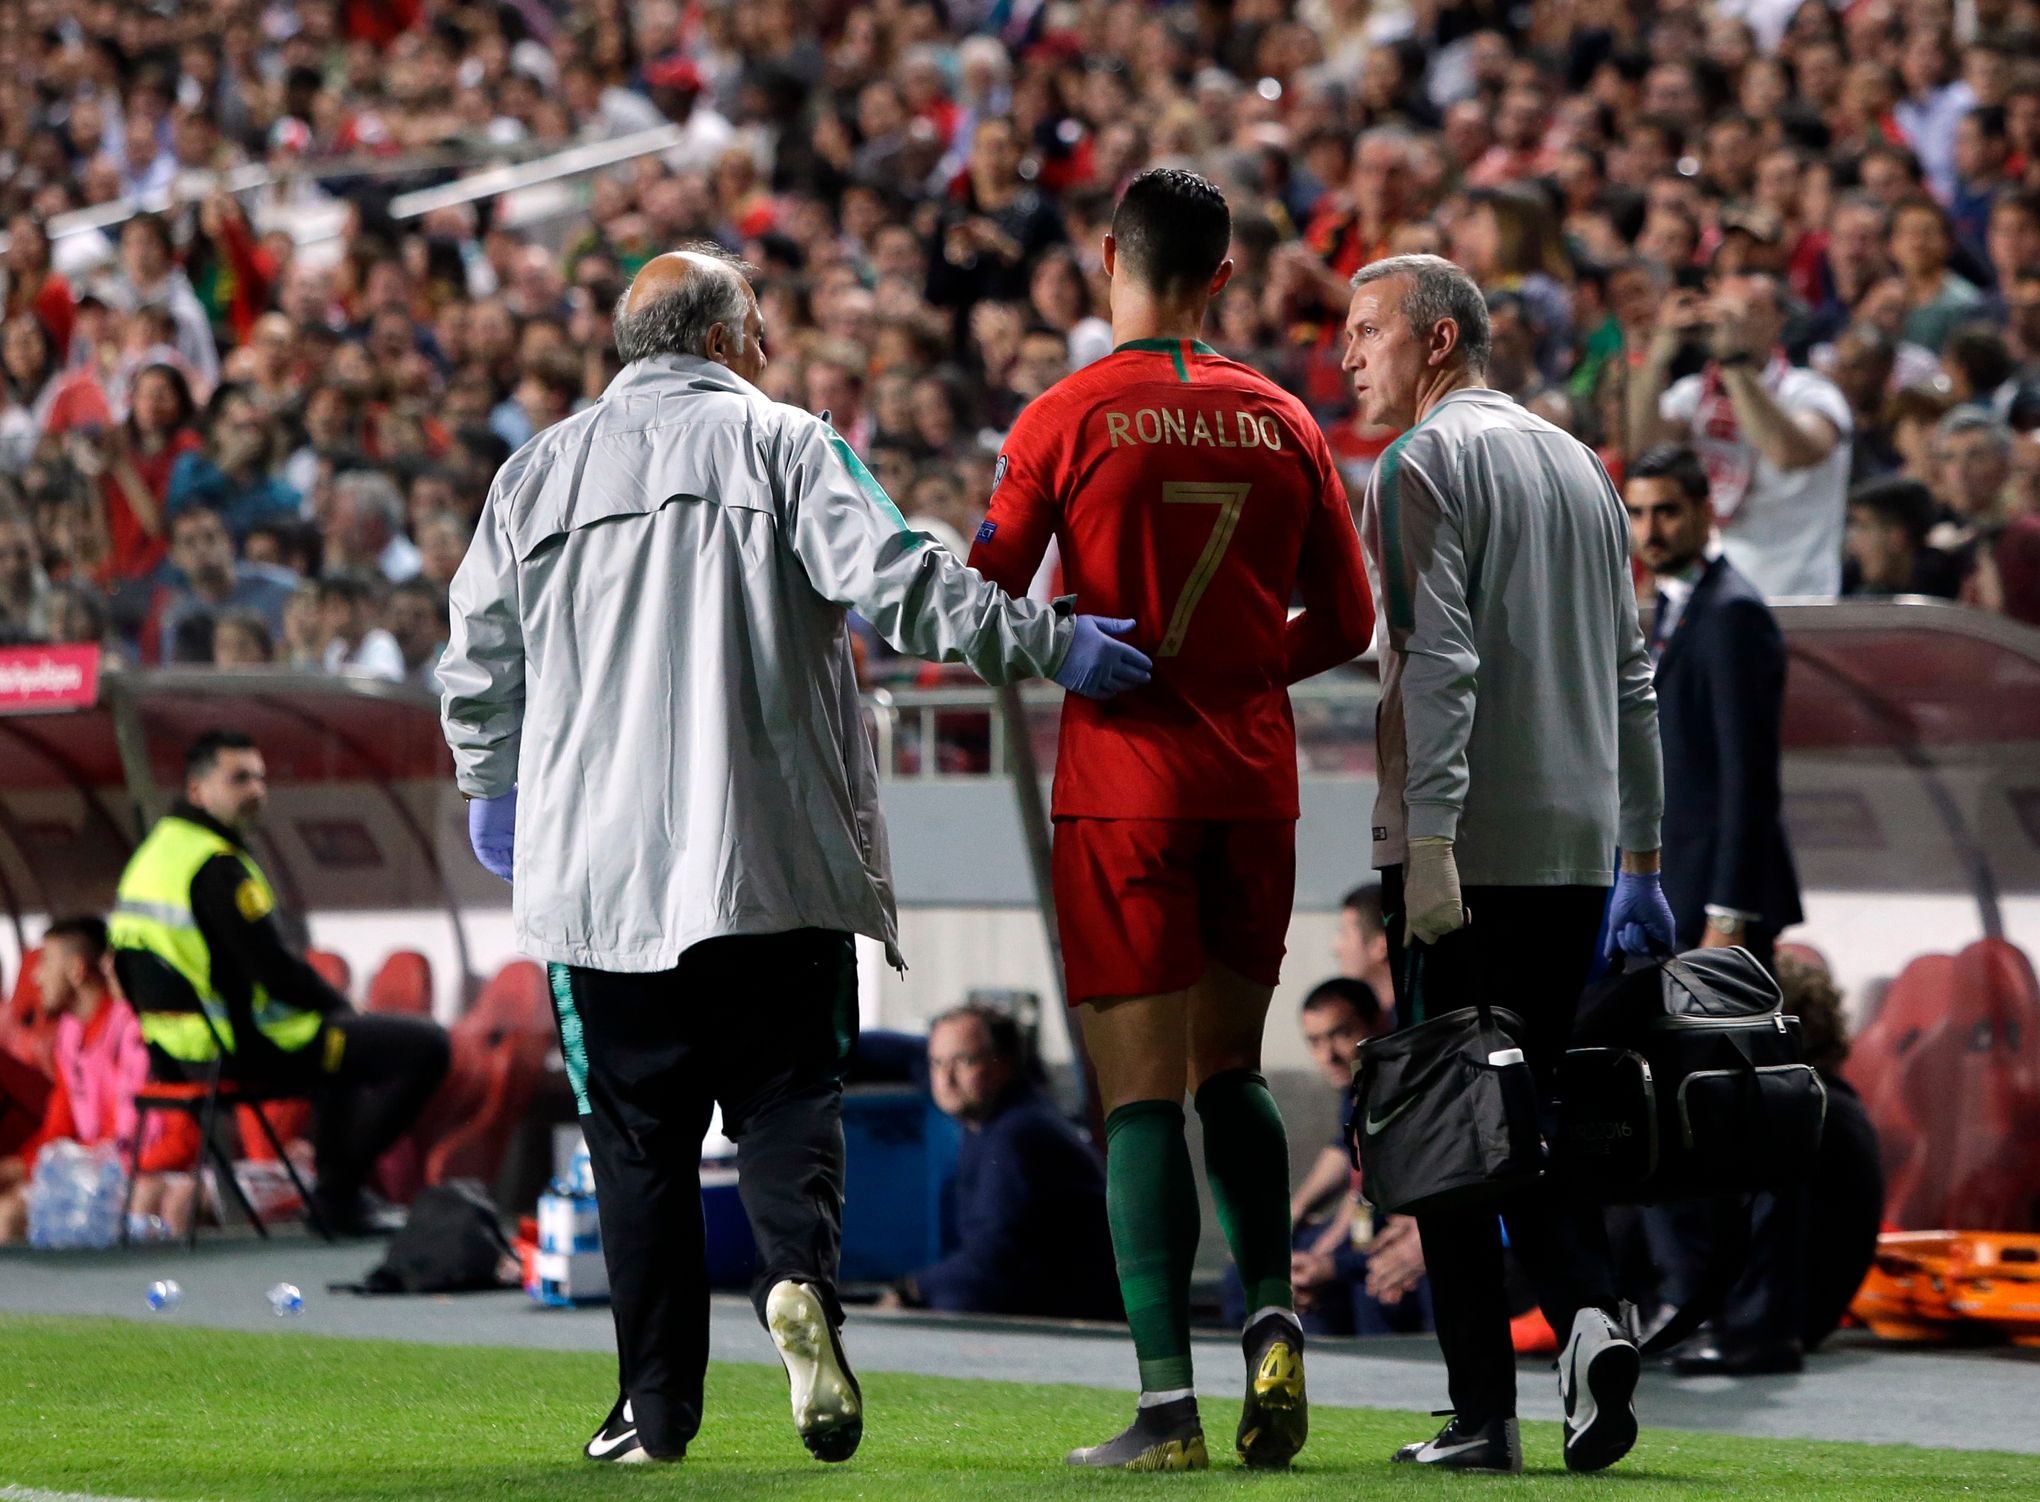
1624, 445, 1804, 975
1624, 445, 1812, 1375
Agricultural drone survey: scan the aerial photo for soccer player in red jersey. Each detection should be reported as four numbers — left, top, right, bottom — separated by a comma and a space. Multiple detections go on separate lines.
969, 169, 1376, 1472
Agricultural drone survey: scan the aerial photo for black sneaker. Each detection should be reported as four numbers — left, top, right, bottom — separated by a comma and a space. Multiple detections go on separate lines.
583, 1395, 680, 1464
1236, 1311, 1308, 1469
1067, 1396, 1209, 1471
1560, 1307, 1641, 1472
766, 1280, 863, 1462
1392, 1413, 1523, 1472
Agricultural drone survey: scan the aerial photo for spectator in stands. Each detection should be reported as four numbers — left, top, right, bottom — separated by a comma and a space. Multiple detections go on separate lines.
1, 313, 62, 474
1935, 409, 2016, 527
1330, 883, 1394, 1018
155, 505, 296, 665
1625, 445, 1803, 974
1890, 197, 1986, 355
1631, 273, 1852, 599
317, 574, 404, 681
94, 215, 218, 392
886, 1004, 1119, 1320
323, 471, 420, 583
211, 610, 276, 669
386, 579, 450, 695
0, 510, 47, 641
1845, 477, 1966, 600
2, 214, 75, 359
165, 386, 299, 539
71, 363, 203, 587
0, 918, 195, 1243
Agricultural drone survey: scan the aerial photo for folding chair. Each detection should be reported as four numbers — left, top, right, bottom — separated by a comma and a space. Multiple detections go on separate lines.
120, 1059, 334, 1249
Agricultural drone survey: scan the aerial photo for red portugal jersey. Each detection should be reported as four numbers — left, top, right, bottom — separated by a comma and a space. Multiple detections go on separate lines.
968, 338, 1374, 820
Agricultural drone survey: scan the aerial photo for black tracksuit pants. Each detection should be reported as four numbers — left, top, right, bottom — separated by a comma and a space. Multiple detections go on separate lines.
1382, 865, 1619, 1427
547, 928, 859, 1459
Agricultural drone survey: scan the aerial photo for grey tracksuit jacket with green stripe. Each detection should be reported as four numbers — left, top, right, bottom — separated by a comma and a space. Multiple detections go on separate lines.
439, 354, 1074, 973
1358, 386, 1663, 887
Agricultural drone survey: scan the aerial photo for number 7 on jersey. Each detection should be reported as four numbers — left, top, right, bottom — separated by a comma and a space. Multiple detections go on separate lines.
1157, 481, 1250, 656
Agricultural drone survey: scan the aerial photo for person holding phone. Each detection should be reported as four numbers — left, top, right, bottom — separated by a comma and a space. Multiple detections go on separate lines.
1625, 271, 1852, 600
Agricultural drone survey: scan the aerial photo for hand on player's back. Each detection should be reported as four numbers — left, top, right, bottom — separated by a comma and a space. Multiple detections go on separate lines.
1054, 616, 1153, 700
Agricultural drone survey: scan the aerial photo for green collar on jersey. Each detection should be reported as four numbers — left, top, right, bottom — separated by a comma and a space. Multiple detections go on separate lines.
1113, 338, 1216, 383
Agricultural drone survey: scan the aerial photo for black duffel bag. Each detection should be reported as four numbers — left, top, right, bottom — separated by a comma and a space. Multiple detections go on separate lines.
1556, 945, 1827, 1204
1349, 953, 1545, 1216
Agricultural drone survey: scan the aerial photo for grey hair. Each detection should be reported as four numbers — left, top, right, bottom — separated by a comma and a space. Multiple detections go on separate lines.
331, 469, 403, 528
612, 245, 756, 364
1349, 253, 1493, 373
1935, 406, 2013, 455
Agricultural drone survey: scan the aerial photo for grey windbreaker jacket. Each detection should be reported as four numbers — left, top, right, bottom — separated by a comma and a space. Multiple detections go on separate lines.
1359, 387, 1663, 886
440, 354, 1075, 972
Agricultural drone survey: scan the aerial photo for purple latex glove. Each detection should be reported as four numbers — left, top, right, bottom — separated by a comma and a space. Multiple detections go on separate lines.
467, 788, 517, 883
1053, 615, 1153, 699
1606, 868, 1676, 959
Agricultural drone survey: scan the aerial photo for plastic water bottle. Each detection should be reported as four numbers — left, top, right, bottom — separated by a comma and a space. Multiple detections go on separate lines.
145, 1280, 182, 1312
127, 1213, 169, 1243
266, 1282, 305, 1317
569, 1138, 595, 1196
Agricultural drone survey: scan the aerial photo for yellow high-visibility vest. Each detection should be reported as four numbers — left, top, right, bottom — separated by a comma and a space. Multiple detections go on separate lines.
108, 814, 324, 1063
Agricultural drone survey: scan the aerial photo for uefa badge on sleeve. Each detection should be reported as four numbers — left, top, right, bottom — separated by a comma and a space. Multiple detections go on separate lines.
991, 453, 1009, 492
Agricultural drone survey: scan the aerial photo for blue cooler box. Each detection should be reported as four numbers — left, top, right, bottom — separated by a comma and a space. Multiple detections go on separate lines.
699, 1087, 960, 1288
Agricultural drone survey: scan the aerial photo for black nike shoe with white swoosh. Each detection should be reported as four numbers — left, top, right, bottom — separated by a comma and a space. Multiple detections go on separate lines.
583, 1395, 681, 1464
1391, 1413, 1523, 1472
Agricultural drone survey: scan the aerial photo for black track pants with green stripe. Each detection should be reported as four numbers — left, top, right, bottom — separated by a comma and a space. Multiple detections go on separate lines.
546, 928, 859, 1459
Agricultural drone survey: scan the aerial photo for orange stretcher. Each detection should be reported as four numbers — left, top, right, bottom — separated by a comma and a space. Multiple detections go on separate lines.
1851, 1232, 2040, 1345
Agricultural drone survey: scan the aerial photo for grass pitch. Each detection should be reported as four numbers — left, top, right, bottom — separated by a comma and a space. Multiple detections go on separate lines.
2, 1314, 2034, 1501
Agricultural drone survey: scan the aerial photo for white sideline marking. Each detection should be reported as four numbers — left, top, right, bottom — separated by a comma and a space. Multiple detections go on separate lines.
1, 1486, 183, 1502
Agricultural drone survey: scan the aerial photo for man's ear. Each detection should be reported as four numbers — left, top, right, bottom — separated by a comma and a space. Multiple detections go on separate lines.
1208, 257, 1236, 298
1429, 316, 1462, 369
1101, 233, 1118, 278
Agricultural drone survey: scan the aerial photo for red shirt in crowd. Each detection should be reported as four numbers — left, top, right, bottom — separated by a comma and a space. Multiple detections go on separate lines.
968, 338, 1374, 821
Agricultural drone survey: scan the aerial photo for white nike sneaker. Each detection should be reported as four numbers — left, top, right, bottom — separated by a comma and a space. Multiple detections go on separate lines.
584, 1395, 679, 1463
766, 1279, 863, 1462
1391, 1413, 1522, 1472
1560, 1307, 1641, 1473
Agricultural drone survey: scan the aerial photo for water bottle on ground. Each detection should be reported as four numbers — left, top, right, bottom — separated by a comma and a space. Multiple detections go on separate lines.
145, 1280, 181, 1312
267, 1282, 304, 1317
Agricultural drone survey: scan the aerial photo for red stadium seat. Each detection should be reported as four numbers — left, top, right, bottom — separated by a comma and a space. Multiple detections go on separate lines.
307, 949, 354, 999
366, 950, 434, 1017
1, 948, 57, 1079
415, 960, 552, 1188
1846, 951, 1953, 1217
1869, 941, 2040, 1231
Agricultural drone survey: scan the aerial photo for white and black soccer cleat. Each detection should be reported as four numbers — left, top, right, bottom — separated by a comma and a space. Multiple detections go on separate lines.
766, 1279, 863, 1462
583, 1395, 677, 1464
1560, 1306, 1642, 1473
1392, 1412, 1523, 1471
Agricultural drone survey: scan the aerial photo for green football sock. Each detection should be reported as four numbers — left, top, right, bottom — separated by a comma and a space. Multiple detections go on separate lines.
1104, 1099, 1200, 1394
1194, 1068, 1294, 1317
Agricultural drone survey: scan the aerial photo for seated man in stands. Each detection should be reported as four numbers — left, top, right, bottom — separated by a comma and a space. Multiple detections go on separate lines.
1223, 977, 1430, 1335
885, 1004, 1120, 1320
0, 918, 196, 1241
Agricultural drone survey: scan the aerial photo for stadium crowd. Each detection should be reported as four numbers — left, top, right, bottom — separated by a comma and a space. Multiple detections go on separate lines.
4, 0, 2040, 684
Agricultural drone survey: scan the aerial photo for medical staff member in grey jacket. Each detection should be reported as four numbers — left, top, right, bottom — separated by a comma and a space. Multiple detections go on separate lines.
1342, 255, 1675, 1477
439, 246, 1150, 1468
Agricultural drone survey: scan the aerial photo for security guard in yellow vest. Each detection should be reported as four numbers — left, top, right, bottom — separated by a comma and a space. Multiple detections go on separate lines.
111, 729, 449, 1236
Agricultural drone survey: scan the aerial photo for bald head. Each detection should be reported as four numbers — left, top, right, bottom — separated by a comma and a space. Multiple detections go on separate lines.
613, 244, 764, 379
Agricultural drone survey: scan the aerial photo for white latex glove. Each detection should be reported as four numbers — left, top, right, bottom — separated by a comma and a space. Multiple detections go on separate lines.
1405, 836, 1467, 945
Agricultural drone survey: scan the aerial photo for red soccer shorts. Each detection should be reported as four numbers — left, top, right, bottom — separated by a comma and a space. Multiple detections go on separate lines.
1052, 817, 1296, 1007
